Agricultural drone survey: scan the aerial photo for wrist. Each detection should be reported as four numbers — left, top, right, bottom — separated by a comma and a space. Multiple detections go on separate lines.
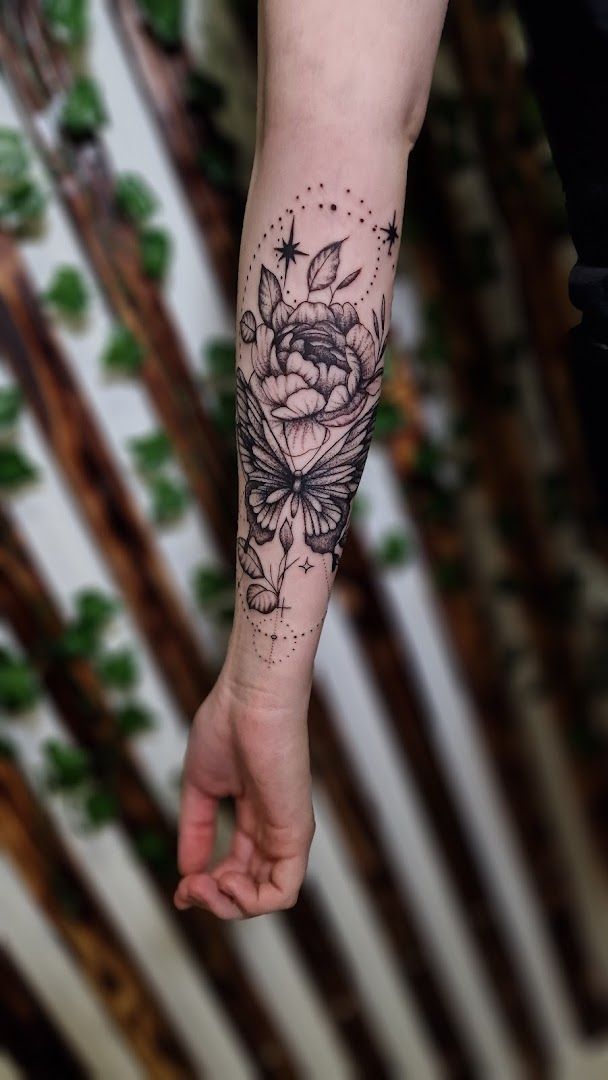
219, 612, 316, 712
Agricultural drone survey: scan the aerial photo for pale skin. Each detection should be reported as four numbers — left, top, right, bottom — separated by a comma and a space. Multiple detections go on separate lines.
175, 0, 448, 920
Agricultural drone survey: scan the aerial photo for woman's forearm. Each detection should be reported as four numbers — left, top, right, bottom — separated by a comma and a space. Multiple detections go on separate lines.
177, 0, 448, 921
224, 0, 448, 698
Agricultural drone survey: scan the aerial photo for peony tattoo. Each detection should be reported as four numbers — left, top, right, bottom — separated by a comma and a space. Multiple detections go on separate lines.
236, 190, 397, 664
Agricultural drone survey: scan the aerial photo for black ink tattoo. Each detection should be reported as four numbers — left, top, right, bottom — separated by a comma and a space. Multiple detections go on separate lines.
237, 190, 394, 661
274, 215, 308, 284
381, 211, 399, 254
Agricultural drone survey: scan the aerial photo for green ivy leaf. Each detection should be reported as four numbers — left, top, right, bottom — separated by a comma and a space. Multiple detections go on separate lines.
198, 138, 237, 190
374, 400, 403, 439
139, 226, 172, 281
0, 386, 23, 429
55, 622, 99, 661
0, 128, 29, 189
43, 265, 89, 320
186, 70, 225, 112
128, 430, 172, 474
137, 0, 182, 46
0, 179, 46, 234
96, 648, 139, 691
212, 394, 236, 437
375, 531, 413, 567
0, 445, 39, 491
44, 740, 91, 790
0, 649, 40, 714
116, 701, 156, 737
84, 788, 119, 828
192, 565, 234, 624
135, 827, 174, 878
205, 339, 236, 377
149, 474, 189, 525
115, 173, 158, 224
43, 0, 89, 45
413, 439, 443, 481
101, 325, 144, 377
58, 588, 119, 656
192, 565, 233, 606
75, 589, 119, 635
60, 76, 108, 138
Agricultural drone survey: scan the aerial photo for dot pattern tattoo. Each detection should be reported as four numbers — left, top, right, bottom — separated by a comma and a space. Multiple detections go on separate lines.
237, 184, 400, 664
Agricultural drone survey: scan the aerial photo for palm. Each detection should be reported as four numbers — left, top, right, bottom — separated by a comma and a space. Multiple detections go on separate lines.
175, 677, 314, 919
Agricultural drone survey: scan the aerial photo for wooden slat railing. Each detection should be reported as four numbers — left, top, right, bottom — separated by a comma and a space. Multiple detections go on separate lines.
0, 505, 297, 1077
449, 0, 599, 533
99, 15, 554, 1060
0, 759, 197, 1078
0, 946, 84, 1079
408, 133, 608, 1029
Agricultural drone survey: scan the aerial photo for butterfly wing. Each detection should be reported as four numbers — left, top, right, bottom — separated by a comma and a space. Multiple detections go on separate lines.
300, 404, 377, 555
236, 369, 292, 544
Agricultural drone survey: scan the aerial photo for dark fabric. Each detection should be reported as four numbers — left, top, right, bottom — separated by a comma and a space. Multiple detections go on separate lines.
516, 0, 608, 519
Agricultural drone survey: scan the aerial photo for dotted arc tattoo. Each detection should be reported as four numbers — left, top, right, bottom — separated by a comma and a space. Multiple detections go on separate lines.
237, 185, 400, 664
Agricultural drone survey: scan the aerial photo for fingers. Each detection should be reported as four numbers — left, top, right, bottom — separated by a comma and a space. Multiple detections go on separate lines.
177, 781, 218, 877
175, 853, 307, 919
217, 854, 307, 917
174, 873, 243, 920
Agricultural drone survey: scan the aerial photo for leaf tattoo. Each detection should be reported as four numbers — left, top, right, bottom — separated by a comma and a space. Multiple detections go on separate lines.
335, 268, 362, 292
237, 537, 264, 578
307, 240, 344, 292
279, 519, 294, 552
240, 310, 256, 343
247, 583, 278, 613
259, 265, 282, 325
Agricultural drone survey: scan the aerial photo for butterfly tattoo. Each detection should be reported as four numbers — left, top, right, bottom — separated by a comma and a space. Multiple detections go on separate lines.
236, 369, 376, 563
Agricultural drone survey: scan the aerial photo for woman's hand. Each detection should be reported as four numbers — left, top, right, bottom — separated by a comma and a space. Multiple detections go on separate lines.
175, 668, 315, 919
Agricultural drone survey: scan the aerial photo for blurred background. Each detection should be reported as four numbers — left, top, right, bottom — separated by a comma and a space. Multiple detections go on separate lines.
1, 1, 608, 1077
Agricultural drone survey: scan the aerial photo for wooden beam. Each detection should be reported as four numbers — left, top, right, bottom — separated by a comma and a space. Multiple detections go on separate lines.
408, 133, 608, 1031
0, 947, 84, 1079
0, 760, 197, 1078
108, 0, 241, 303
0, 506, 297, 1077
0, 245, 212, 718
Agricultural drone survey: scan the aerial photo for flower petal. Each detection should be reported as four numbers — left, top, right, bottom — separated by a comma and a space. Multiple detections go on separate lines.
345, 345, 362, 382
366, 375, 382, 397
272, 387, 326, 418
272, 300, 294, 332
346, 323, 376, 380
287, 301, 331, 327
330, 302, 359, 334
252, 324, 281, 377
315, 362, 347, 396
285, 351, 319, 386
323, 391, 367, 427
261, 372, 308, 405
324, 384, 351, 414
284, 418, 329, 457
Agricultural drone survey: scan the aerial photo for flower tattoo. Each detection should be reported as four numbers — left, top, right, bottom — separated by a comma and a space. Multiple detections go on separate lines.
236, 196, 397, 661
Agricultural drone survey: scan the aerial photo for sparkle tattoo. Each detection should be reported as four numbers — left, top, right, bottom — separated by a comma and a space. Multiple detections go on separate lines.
237, 187, 400, 664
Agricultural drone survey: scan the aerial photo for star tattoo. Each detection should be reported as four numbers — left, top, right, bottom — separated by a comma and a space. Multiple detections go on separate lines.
274, 216, 308, 284
299, 557, 314, 574
381, 211, 399, 254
